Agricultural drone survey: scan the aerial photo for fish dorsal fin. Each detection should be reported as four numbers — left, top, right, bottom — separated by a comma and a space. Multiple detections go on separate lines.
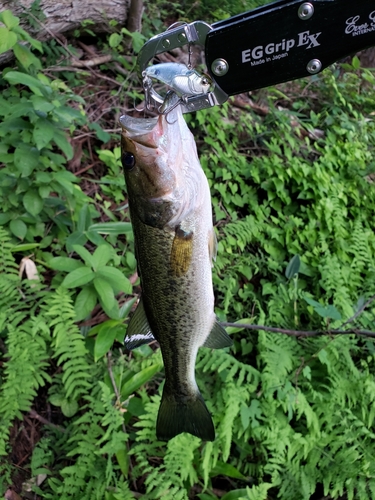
208, 229, 217, 264
202, 320, 233, 349
124, 297, 155, 350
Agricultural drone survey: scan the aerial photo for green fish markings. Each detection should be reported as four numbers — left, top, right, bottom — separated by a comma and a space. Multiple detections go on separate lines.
120, 105, 232, 441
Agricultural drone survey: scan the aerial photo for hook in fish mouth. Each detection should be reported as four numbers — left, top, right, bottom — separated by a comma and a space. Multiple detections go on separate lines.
157, 91, 187, 124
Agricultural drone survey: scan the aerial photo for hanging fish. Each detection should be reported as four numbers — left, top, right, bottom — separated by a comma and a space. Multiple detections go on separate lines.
120, 103, 231, 441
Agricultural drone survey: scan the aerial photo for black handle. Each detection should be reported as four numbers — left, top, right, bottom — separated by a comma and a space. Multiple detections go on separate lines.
205, 0, 375, 95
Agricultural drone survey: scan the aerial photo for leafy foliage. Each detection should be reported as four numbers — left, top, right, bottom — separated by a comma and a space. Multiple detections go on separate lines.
1, 4, 375, 500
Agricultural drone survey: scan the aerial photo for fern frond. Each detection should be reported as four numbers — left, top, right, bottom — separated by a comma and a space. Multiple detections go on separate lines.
0, 316, 51, 455
45, 287, 92, 401
0, 227, 18, 275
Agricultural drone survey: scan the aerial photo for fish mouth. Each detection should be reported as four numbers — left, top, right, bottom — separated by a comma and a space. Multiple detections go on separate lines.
119, 115, 159, 137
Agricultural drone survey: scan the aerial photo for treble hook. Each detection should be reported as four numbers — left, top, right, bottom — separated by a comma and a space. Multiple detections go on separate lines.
158, 91, 184, 123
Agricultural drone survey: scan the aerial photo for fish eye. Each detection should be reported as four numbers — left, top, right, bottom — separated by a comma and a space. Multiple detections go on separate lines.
121, 152, 136, 171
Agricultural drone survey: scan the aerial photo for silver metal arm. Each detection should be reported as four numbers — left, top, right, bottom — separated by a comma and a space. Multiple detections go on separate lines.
136, 21, 229, 113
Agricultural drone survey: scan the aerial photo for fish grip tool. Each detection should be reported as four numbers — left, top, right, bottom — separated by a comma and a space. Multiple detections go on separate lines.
137, 0, 375, 113
137, 21, 229, 114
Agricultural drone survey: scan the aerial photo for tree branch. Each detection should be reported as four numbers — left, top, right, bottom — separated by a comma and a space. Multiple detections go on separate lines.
220, 295, 375, 339
220, 322, 375, 338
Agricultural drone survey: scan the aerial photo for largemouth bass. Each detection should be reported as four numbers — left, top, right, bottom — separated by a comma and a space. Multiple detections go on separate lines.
120, 104, 232, 442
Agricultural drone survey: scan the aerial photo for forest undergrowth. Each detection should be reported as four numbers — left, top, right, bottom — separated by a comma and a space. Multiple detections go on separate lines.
1, 3, 375, 499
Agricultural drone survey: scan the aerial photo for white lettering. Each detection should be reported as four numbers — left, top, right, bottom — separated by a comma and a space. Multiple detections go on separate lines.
272, 52, 288, 61
265, 43, 274, 55
346, 15, 361, 34
252, 46, 263, 59
297, 31, 321, 49
345, 14, 372, 35
306, 32, 321, 48
242, 49, 251, 63
241, 31, 318, 65
251, 59, 265, 66
286, 39, 295, 51
298, 31, 310, 46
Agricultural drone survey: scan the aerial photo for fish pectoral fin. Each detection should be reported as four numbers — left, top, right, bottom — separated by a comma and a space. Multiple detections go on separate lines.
170, 226, 193, 277
156, 387, 215, 442
124, 297, 156, 350
202, 320, 233, 349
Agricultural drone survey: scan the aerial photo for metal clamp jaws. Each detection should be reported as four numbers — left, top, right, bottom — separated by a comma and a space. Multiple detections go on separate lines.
136, 21, 229, 113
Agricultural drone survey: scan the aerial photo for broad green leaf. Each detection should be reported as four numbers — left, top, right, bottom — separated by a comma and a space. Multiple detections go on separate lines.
88, 222, 133, 235
109, 33, 122, 48
14, 144, 39, 176
94, 320, 124, 361
30, 95, 55, 113
11, 243, 40, 252
86, 229, 107, 247
88, 319, 123, 337
127, 397, 145, 416
49, 256, 84, 272
0, 213, 11, 225
33, 118, 55, 149
61, 398, 79, 417
285, 254, 300, 279
77, 203, 92, 232
4, 71, 45, 95
221, 489, 248, 500
72, 244, 96, 268
115, 448, 129, 478
1, 10, 20, 29
9, 219, 27, 240
304, 297, 341, 320
324, 305, 342, 321
13, 43, 41, 70
12, 26, 42, 52
62, 266, 95, 288
121, 363, 161, 400
210, 461, 246, 480
49, 393, 64, 407
0, 27, 17, 53
23, 190, 44, 216
93, 277, 118, 317
74, 286, 97, 321
66, 231, 87, 253
224, 318, 253, 334
53, 130, 73, 160
97, 267, 132, 294
89, 122, 111, 143
119, 296, 137, 319
352, 55, 360, 70
92, 244, 113, 269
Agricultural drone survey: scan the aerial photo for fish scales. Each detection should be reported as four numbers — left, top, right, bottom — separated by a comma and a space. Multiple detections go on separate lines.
132, 210, 213, 393
120, 105, 232, 441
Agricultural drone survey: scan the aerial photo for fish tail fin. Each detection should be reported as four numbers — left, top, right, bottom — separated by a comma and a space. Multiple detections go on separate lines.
156, 387, 215, 442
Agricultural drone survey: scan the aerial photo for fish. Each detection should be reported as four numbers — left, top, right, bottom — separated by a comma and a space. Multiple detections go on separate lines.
144, 62, 211, 97
119, 103, 232, 442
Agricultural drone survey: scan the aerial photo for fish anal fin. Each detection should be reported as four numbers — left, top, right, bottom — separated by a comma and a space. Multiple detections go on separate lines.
156, 387, 215, 441
124, 297, 156, 350
170, 226, 193, 277
203, 320, 233, 349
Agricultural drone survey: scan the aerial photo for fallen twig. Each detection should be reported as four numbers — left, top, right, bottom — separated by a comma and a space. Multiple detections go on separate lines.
220, 322, 375, 338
